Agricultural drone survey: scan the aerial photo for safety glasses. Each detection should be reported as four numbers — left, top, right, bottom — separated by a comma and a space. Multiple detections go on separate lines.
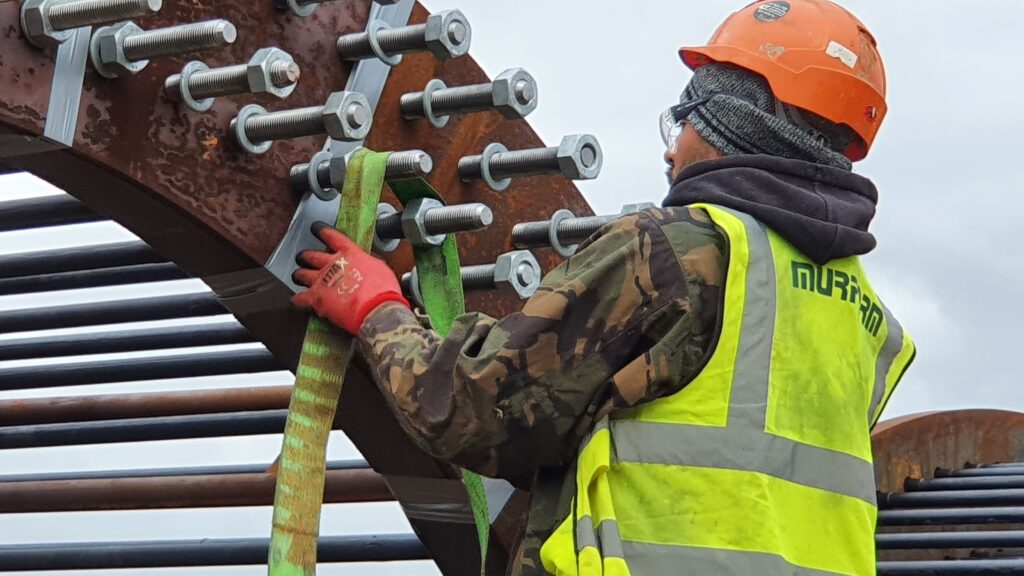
659, 96, 712, 150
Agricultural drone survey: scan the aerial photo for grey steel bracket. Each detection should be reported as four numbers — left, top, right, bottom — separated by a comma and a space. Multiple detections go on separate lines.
264, 1, 414, 292
1, 26, 91, 159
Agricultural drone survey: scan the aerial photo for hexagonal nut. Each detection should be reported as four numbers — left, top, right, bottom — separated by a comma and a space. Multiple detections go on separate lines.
556, 134, 603, 180
620, 202, 656, 215
423, 9, 472, 60
21, 0, 71, 48
247, 47, 299, 99
322, 91, 372, 141
401, 198, 445, 247
491, 68, 538, 120
90, 21, 147, 79
494, 250, 542, 299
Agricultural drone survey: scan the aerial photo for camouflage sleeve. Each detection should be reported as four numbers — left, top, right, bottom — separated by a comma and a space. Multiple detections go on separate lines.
357, 207, 726, 481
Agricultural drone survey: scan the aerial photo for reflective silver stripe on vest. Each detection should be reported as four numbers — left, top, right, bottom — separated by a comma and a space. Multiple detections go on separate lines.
611, 207, 877, 504
621, 542, 846, 576
869, 302, 904, 425
575, 516, 626, 560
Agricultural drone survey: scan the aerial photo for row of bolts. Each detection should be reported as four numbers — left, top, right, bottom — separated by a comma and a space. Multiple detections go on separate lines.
20, 0, 626, 301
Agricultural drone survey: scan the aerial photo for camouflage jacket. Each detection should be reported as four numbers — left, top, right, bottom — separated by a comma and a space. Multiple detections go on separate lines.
358, 206, 727, 575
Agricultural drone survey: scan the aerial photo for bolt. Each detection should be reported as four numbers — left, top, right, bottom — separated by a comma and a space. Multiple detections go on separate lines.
336, 9, 471, 64
21, 0, 162, 48
276, 0, 397, 17
458, 135, 603, 191
511, 203, 655, 255
231, 91, 371, 155
164, 48, 300, 111
401, 250, 542, 305
375, 202, 492, 242
122, 19, 236, 60
400, 68, 538, 128
289, 150, 433, 194
90, 19, 236, 78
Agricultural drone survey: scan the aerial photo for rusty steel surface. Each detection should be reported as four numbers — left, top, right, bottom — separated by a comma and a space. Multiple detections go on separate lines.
0, 468, 392, 513
873, 410, 1024, 494
0, 386, 293, 425
0, 2, 594, 572
873, 410, 1024, 563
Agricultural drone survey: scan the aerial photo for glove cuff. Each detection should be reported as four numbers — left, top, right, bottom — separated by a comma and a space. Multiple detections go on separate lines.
351, 291, 411, 333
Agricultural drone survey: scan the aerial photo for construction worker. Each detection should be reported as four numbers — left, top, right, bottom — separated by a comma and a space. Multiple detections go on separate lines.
292, 0, 916, 574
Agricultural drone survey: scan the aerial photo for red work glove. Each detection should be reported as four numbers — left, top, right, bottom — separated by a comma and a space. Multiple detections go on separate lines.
292, 222, 410, 335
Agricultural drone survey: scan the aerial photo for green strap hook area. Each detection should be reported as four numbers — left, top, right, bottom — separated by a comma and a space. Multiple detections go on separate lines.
268, 149, 389, 576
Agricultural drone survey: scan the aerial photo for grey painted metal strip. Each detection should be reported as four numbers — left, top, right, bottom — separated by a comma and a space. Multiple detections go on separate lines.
611, 419, 877, 503
2, 27, 91, 159
44, 27, 91, 146
869, 303, 903, 425
264, 0, 415, 291
621, 542, 845, 576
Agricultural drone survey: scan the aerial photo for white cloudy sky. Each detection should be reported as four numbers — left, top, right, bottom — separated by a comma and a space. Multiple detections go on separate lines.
1, 1, 1023, 574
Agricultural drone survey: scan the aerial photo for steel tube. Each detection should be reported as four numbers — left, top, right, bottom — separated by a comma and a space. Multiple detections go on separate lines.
0, 195, 101, 232
0, 459, 368, 483
877, 560, 1024, 575
981, 463, 1024, 468
0, 348, 282, 391
935, 467, 1024, 478
0, 384, 288, 426
0, 468, 392, 512
877, 530, 1024, 550
0, 262, 186, 295
906, 476, 1024, 491
0, 241, 160, 279
0, 292, 225, 334
879, 507, 1024, 526
0, 534, 428, 570
0, 410, 295, 449
0, 321, 253, 362
880, 488, 1024, 508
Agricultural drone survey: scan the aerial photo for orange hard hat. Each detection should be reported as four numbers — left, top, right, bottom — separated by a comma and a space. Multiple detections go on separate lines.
681, 0, 887, 161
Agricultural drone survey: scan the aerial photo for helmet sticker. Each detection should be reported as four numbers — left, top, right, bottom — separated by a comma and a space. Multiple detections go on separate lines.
826, 40, 859, 69
754, 1, 791, 22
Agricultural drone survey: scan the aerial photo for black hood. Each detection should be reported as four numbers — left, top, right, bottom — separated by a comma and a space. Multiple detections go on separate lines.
663, 155, 879, 265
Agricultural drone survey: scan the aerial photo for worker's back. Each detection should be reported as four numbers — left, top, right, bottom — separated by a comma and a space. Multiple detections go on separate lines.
539, 154, 916, 575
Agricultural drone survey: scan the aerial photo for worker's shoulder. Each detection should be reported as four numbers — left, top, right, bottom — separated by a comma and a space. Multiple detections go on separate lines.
585, 205, 727, 284
609, 205, 726, 258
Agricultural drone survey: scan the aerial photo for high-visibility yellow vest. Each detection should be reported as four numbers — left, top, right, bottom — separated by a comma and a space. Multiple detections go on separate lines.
540, 204, 916, 576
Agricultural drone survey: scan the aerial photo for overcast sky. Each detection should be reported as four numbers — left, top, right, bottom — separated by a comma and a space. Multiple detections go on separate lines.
2, 1, 1023, 575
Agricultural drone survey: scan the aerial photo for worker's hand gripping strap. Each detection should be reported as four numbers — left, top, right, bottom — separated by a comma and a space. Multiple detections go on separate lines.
389, 177, 490, 574
268, 149, 390, 576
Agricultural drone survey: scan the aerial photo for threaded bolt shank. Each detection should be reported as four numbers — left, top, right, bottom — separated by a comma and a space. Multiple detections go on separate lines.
48, 0, 161, 31
122, 19, 236, 60
166, 60, 298, 100
289, 151, 433, 193
512, 215, 614, 248
376, 203, 492, 241
245, 106, 324, 143
488, 148, 560, 180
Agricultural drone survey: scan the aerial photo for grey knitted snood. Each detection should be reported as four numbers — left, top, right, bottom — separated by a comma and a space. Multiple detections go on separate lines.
683, 63, 855, 171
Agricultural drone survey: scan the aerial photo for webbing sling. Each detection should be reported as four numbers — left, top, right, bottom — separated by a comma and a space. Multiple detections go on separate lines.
267, 149, 489, 576
389, 177, 490, 575
267, 149, 388, 576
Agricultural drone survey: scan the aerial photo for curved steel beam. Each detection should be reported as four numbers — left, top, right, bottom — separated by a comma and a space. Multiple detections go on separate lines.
0, 2, 592, 573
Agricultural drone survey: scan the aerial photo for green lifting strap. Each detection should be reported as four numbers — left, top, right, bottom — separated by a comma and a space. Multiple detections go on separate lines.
267, 149, 390, 576
389, 177, 491, 575
267, 150, 490, 576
